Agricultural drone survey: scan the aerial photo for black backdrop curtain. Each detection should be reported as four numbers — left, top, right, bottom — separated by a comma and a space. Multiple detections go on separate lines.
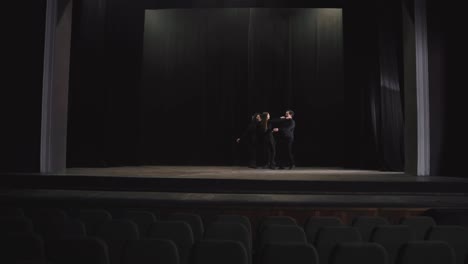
67, 0, 405, 170
139, 8, 343, 165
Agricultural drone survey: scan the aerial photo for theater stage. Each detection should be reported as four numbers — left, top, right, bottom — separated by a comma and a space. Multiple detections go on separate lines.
1, 166, 467, 208
62, 166, 407, 180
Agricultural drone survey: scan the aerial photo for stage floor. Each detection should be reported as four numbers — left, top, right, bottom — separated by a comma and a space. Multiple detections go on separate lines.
4, 165, 465, 194
55, 166, 463, 183
2, 166, 468, 208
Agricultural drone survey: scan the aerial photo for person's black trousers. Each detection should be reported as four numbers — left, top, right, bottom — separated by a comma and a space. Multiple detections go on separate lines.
247, 142, 257, 167
264, 138, 276, 167
278, 137, 294, 168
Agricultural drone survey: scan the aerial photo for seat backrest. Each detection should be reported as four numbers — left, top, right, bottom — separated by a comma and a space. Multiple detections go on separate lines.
192, 240, 248, 264
78, 209, 112, 236
304, 216, 343, 243
122, 239, 179, 264
148, 221, 194, 264
427, 226, 468, 264
397, 241, 455, 264
370, 225, 411, 264
120, 210, 156, 238
0, 207, 25, 218
215, 215, 252, 238
352, 216, 389, 241
27, 208, 68, 239
62, 218, 87, 237
204, 222, 252, 255
330, 242, 388, 264
0, 216, 34, 234
95, 219, 140, 264
260, 242, 319, 264
0, 232, 45, 263
315, 226, 362, 264
400, 216, 435, 240
46, 237, 110, 264
167, 213, 204, 241
260, 224, 307, 249
259, 216, 297, 235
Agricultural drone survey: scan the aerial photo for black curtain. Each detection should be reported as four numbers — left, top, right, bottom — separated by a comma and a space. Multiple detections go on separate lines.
67, 0, 111, 167
1, 1, 47, 172
427, 1, 468, 176
342, 0, 404, 171
139, 8, 344, 165
342, 1, 381, 170
373, 0, 405, 171
68, 1, 405, 170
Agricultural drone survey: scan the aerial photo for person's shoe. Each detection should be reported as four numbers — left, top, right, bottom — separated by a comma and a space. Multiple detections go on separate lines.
269, 165, 277, 170
248, 165, 257, 169
288, 165, 296, 170
277, 166, 285, 170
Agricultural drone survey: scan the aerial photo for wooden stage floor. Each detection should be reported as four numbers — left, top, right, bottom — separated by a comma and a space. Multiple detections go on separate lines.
56, 166, 463, 183
2, 166, 468, 208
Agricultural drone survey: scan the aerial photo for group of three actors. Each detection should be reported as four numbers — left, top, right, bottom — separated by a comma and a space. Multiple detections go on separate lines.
237, 110, 295, 170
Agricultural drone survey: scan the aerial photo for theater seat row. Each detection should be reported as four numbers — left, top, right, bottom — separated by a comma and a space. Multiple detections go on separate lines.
1, 207, 467, 264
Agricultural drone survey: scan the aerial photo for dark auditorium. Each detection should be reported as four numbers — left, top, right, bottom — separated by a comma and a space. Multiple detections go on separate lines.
2, 1, 468, 264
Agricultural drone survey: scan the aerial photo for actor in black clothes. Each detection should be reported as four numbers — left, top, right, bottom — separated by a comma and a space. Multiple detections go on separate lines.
261, 112, 276, 170
274, 110, 295, 169
237, 113, 262, 168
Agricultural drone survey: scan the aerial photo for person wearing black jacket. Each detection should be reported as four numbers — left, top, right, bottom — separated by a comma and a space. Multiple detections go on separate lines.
237, 113, 262, 168
261, 112, 276, 170
274, 110, 296, 169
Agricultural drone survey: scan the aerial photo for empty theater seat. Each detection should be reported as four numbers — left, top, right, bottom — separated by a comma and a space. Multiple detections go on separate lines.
304, 216, 343, 244
27, 208, 68, 239
0, 232, 46, 264
204, 222, 252, 263
167, 213, 204, 241
120, 210, 156, 238
370, 225, 411, 264
0, 216, 34, 234
192, 240, 248, 264
314, 226, 362, 264
330, 242, 388, 264
259, 216, 297, 233
352, 216, 389, 241
399, 216, 436, 240
95, 219, 140, 264
214, 215, 252, 238
122, 239, 179, 264
0, 207, 25, 218
77, 209, 112, 236
426, 226, 468, 264
46, 237, 110, 264
148, 221, 194, 264
260, 242, 319, 264
259, 224, 307, 249
62, 218, 87, 237
397, 241, 455, 264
